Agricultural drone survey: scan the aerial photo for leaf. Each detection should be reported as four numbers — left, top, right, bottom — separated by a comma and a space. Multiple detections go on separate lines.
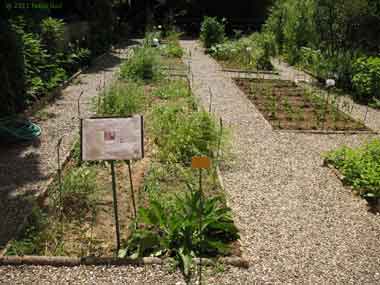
118, 248, 127, 259
178, 247, 192, 277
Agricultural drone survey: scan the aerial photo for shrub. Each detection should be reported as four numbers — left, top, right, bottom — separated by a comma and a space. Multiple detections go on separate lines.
40, 17, 65, 55
352, 56, 380, 101
325, 139, 380, 198
209, 33, 275, 70
96, 82, 145, 116
162, 42, 184, 58
123, 190, 239, 276
152, 80, 189, 100
0, 19, 26, 114
200, 17, 225, 49
151, 106, 219, 164
120, 47, 162, 82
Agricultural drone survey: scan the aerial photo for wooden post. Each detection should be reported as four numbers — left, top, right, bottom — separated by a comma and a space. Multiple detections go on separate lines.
110, 161, 121, 252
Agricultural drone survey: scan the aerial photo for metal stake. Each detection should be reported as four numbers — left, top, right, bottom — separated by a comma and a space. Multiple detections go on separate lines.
110, 161, 121, 252
127, 160, 137, 222
198, 168, 203, 285
208, 87, 213, 113
56, 136, 64, 220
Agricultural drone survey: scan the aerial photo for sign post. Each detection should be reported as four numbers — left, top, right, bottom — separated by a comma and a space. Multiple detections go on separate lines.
81, 116, 144, 252
110, 160, 121, 251
191, 156, 211, 285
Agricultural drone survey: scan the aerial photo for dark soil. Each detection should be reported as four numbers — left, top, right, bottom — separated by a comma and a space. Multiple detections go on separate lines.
235, 78, 371, 132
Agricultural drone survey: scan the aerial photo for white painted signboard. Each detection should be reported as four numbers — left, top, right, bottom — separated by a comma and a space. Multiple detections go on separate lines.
81, 116, 144, 161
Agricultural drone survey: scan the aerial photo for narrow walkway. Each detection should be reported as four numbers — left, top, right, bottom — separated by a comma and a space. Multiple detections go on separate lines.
182, 40, 380, 283
0, 42, 134, 250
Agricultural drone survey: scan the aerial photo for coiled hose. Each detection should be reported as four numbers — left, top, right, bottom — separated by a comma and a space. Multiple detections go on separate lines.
0, 117, 41, 142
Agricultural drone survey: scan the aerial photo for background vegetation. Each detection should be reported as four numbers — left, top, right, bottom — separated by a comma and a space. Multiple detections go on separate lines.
264, 0, 380, 103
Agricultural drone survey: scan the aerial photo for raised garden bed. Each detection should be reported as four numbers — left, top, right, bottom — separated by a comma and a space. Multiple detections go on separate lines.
235, 78, 372, 132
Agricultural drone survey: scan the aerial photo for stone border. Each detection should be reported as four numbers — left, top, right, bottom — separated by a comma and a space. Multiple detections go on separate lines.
0, 255, 249, 268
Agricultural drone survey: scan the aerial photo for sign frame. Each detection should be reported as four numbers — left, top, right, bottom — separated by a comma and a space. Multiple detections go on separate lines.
80, 115, 144, 162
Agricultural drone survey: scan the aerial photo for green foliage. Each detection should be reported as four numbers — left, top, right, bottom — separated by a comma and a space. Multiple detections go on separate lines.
325, 139, 380, 198
123, 190, 239, 276
152, 80, 189, 100
200, 17, 226, 49
209, 32, 276, 70
161, 31, 184, 58
162, 42, 184, 58
40, 17, 65, 55
151, 105, 219, 164
0, 20, 26, 114
59, 166, 99, 216
96, 82, 145, 117
352, 57, 380, 101
6, 207, 49, 256
264, 0, 380, 95
120, 47, 163, 82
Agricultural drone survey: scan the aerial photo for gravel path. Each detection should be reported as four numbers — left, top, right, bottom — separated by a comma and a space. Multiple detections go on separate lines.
181, 40, 380, 283
0, 43, 134, 250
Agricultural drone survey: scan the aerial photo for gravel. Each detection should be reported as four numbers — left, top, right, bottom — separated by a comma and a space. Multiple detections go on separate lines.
181, 40, 380, 283
1, 40, 380, 284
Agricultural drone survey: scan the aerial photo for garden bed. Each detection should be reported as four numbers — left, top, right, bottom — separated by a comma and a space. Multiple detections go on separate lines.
4, 40, 242, 276
235, 78, 372, 132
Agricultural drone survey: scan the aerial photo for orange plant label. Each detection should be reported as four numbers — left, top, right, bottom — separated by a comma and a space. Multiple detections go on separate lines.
191, 156, 211, 169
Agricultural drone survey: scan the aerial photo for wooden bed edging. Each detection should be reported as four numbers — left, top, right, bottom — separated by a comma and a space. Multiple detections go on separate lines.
222, 68, 279, 75
0, 256, 249, 268
275, 129, 377, 135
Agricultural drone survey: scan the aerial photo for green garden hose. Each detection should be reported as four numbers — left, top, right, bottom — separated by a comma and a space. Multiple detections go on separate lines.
0, 117, 41, 142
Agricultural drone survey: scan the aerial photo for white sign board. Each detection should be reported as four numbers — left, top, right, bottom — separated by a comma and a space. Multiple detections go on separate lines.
81, 116, 144, 161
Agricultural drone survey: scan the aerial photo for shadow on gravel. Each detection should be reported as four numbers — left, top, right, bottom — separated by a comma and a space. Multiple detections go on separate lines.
0, 139, 45, 251
84, 40, 141, 75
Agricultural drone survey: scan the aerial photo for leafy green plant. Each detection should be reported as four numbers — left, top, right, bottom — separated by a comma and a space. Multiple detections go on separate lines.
152, 80, 189, 100
151, 105, 220, 164
162, 42, 184, 58
123, 189, 239, 276
200, 17, 225, 49
325, 139, 380, 198
6, 206, 49, 256
120, 47, 162, 82
40, 17, 65, 55
352, 56, 380, 102
209, 33, 275, 70
96, 82, 145, 117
